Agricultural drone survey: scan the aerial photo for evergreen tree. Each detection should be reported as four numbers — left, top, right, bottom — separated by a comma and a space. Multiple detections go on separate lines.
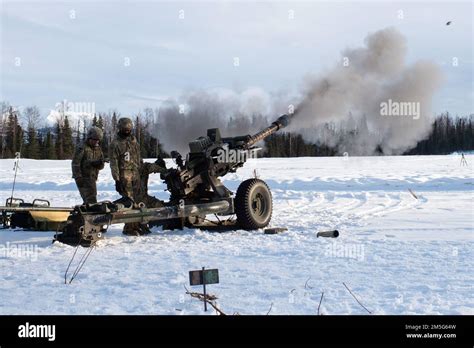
92, 114, 98, 127
55, 118, 64, 159
134, 115, 148, 158
44, 130, 56, 159
15, 119, 24, 156
75, 120, 82, 148
111, 112, 118, 134
62, 116, 74, 159
97, 114, 104, 129
25, 126, 39, 159
5, 107, 22, 158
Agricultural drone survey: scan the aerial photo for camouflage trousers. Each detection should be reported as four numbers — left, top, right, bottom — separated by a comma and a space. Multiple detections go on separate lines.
75, 178, 97, 204
117, 169, 149, 235
118, 169, 140, 201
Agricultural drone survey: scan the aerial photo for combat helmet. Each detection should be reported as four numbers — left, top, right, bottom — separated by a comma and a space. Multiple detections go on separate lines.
87, 126, 103, 141
117, 117, 133, 132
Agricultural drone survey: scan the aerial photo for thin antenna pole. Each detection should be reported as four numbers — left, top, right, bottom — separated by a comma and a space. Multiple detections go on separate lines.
10, 141, 22, 202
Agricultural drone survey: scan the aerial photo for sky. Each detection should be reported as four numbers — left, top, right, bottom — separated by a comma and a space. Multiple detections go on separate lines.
0, 0, 472, 124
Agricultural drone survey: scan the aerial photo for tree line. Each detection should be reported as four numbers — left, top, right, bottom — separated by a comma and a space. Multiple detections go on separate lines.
0, 103, 166, 160
0, 102, 472, 159
404, 113, 474, 155
264, 112, 473, 157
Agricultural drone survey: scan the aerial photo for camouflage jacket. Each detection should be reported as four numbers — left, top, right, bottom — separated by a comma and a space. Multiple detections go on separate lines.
138, 162, 167, 198
71, 143, 104, 180
109, 133, 142, 181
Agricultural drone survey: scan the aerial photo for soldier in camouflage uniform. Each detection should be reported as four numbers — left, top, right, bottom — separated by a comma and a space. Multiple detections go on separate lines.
71, 127, 105, 204
138, 158, 168, 208
110, 118, 142, 202
110, 117, 148, 235
137, 158, 169, 232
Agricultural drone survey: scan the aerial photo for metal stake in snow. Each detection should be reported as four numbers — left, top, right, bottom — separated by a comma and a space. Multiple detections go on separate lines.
10, 151, 21, 203
189, 267, 219, 312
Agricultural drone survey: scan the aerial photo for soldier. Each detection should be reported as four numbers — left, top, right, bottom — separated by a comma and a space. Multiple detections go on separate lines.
109, 117, 147, 235
71, 126, 105, 204
138, 157, 168, 208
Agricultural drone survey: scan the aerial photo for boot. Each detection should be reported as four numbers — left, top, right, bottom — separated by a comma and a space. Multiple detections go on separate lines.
139, 224, 151, 235
122, 222, 141, 236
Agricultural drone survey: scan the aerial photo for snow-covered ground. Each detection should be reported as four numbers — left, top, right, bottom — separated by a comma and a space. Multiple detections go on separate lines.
0, 155, 473, 315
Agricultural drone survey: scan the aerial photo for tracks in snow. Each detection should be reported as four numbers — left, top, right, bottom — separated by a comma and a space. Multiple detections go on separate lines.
274, 190, 427, 228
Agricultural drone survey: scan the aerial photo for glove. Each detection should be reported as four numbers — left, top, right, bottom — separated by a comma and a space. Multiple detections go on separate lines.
90, 159, 104, 168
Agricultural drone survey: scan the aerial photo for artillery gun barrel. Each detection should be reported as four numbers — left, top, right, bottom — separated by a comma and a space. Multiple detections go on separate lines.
89, 200, 230, 225
0, 206, 73, 212
246, 114, 292, 148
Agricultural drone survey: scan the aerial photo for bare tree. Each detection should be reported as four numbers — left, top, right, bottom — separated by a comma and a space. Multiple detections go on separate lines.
0, 101, 11, 158
23, 106, 41, 158
23, 106, 41, 129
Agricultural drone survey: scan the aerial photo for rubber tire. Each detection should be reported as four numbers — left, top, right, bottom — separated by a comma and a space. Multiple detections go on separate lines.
235, 178, 272, 230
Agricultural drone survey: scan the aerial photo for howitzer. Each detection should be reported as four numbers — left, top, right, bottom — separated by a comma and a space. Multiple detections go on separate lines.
163, 114, 291, 201
155, 113, 292, 230
54, 114, 293, 246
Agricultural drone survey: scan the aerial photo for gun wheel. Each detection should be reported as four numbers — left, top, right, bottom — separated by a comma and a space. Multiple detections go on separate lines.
235, 178, 272, 230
